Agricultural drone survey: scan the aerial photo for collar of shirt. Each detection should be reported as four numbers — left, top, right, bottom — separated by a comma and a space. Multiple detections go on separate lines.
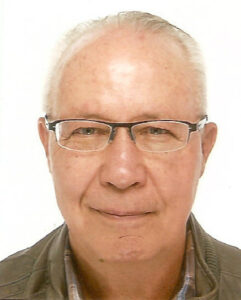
64, 230, 196, 300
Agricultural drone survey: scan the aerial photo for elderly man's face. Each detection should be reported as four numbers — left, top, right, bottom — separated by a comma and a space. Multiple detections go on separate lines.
39, 29, 216, 262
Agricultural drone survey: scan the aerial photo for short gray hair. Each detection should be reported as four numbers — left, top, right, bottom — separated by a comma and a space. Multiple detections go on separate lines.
44, 11, 207, 116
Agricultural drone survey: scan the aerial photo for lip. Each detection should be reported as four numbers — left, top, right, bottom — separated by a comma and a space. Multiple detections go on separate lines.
90, 208, 153, 220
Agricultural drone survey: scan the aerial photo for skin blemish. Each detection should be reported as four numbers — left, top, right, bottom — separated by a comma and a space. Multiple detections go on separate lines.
138, 33, 146, 41
119, 235, 142, 239
99, 258, 105, 262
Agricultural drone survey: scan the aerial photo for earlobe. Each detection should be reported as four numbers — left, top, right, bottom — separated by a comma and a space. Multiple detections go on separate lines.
200, 122, 217, 177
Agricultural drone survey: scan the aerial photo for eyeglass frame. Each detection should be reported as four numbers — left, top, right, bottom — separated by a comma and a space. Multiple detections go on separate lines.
44, 114, 208, 152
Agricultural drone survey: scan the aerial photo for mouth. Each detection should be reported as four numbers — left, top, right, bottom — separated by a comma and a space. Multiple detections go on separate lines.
90, 208, 154, 220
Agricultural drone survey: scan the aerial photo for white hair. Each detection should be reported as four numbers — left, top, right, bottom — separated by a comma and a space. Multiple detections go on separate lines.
44, 11, 207, 116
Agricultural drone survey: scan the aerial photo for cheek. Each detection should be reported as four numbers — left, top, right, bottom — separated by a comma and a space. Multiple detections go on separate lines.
48, 145, 101, 213
146, 139, 202, 210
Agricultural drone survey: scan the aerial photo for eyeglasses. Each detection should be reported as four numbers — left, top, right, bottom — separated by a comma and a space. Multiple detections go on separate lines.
45, 115, 208, 153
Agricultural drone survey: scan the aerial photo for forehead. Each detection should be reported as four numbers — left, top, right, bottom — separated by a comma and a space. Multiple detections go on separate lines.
54, 28, 200, 121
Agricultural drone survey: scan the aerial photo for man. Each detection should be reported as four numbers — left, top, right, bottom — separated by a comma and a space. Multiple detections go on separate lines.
0, 11, 240, 300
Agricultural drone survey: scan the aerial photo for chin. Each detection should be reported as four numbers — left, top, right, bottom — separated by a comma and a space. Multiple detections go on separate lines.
100, 235, 158, 263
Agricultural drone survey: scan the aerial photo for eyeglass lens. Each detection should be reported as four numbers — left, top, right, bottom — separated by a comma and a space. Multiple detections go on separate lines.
55, 120, 190, 152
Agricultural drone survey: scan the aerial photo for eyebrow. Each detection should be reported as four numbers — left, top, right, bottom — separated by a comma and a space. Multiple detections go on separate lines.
62, 113, 165, 122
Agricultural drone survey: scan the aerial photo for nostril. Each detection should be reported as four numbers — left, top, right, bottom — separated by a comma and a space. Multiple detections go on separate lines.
107, 181, 139, 190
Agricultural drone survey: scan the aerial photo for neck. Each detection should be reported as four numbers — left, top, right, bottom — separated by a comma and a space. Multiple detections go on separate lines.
71, 234, 186, 300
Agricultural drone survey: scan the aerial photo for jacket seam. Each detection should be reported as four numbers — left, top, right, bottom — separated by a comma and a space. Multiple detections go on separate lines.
220, 270, 241, 279
0, 289, 25, 299
0, 274, 30, 288
196, 260, 214, 287
0, 267, 48, 287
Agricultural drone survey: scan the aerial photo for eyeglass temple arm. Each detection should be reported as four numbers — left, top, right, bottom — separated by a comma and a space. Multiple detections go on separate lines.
44, 114, 56, 131
189, 115, 208, 132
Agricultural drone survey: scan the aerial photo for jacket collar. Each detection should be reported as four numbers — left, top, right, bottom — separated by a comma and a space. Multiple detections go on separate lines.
188, 213, 219, 300
24, 225, 68, 299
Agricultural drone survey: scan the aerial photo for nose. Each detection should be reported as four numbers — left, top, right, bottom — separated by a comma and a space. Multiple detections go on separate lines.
99, 128, 147, 190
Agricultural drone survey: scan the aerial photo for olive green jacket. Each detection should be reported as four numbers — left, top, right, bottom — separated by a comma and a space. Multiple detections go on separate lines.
0, 214, 241, 299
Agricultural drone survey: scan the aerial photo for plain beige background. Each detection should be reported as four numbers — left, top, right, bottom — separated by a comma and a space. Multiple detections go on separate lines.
0, 0, 241, 260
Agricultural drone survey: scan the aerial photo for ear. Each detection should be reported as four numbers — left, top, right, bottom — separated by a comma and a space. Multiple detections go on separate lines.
38, 117, 49, 156
200, 122, 217, 177
38, 117, 52, 172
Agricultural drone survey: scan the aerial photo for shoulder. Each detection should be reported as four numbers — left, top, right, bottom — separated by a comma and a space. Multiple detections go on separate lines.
0, 224, 67, 299
190, 213, 241, 277
190, 214, 241, 299
210, 237, 241, 298
212, 237, 241, 277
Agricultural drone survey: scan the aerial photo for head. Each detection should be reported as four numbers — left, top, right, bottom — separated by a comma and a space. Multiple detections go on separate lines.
38, 11, 217, 264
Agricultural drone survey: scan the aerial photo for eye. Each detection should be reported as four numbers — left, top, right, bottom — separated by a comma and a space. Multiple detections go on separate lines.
148, 127, 170, 135
72, 128, 96, 135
